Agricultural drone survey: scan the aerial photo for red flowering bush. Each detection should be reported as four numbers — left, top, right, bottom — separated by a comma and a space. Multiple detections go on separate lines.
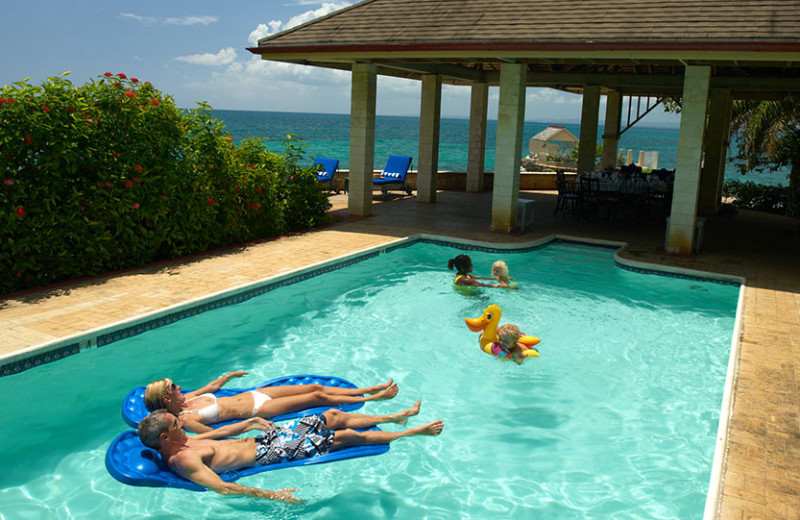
0, 73, 330, 293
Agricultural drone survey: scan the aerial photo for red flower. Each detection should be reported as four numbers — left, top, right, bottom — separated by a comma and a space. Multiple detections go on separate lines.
124, 90, 137, 99
113, 152, 120, 158
41, 106, 50, 113
133, 177, 141, 183
23, 135, 31, 145
133, 164, 143, 173
208, 198, 216, 205
124, 180, 134, 188
251, 165, 257, 170
255, 188, 262, 193
3, 179, 13, 185
15, 207, 24, 217
5, 98, 14, 104
235, 184, 241, 190
112, 82, 119, 87
103, 72, 113, 77
132, 202, 140, 210
231, 222, 237, 227
116, 73, 127, 79
131, 77, 139, 83
145, 81, 151, 86
0, 98, 5, 103
150, 99, 160, 106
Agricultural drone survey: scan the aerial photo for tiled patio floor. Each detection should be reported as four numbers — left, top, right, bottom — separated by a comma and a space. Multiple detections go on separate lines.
1, 189, 799, 519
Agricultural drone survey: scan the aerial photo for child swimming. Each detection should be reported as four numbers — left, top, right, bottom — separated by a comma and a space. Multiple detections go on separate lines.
494, 323, 527, 364
491, 260, 514, 286
447, 254, 518, 290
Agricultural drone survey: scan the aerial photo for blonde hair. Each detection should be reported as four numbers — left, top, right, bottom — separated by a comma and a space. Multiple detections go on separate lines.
144, 378, 171, 412
497, 323, 521, 345
492, 260, 509, 281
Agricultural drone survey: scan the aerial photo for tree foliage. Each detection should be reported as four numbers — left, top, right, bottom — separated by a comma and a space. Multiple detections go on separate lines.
1, 73, 331, 294
730, 97, 800, 217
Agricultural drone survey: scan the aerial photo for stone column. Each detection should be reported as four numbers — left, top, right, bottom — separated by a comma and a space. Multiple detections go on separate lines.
348, 62, 377, 216
491, 63, 526, 233
466, 82, 489, 192
601, 90, 622, 170
698, 87, 732, 215
577, 85, 601, 174
417, 74, 442, 202
667, 65, 711, 254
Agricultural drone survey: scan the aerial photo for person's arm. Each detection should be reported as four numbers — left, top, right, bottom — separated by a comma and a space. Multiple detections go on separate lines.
187, 371, 248, 397
177, 414, 213, 434
172, 451, 301, 503
193, 418, 275, 440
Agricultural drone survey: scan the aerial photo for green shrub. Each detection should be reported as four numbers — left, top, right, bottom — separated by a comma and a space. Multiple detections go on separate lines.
0, 73, 331, 293
722, 180, 788, 214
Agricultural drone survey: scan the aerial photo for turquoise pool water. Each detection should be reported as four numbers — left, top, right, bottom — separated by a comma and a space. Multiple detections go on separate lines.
0, 241, 739, 519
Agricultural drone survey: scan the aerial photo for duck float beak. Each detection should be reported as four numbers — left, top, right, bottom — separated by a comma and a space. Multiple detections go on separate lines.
464, 304, 500, 332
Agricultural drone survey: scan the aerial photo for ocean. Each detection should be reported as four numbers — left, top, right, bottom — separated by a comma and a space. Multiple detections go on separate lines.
212, 109, 790, 186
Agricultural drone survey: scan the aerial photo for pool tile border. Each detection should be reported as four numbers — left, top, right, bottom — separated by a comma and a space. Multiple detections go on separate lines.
0, 234, 741, 377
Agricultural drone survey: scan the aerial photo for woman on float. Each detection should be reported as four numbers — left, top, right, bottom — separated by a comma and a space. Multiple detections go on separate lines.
144, 371, 398, 433
447, 254, 518, 289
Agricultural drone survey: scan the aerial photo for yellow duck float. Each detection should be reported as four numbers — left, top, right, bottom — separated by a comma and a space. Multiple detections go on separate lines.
465, 304, 541, 361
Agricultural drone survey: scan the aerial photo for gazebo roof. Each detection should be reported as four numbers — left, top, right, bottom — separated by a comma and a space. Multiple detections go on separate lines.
248, 0, 800, 97
531, 126, 578, 144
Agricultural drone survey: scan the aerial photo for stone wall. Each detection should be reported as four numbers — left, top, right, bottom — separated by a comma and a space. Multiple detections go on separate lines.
333, 170, 577, 192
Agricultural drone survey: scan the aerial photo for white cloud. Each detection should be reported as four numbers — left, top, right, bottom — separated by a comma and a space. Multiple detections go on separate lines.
175, 47, 238, 66
248, 2, 352, 44
120, 13, 218, 26
164, 15, 218, 26
120, 12, 156, 24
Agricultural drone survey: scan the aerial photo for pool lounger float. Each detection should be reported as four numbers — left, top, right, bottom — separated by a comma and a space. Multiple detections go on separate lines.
122, 374, 365, 428
106, 428, 390, 490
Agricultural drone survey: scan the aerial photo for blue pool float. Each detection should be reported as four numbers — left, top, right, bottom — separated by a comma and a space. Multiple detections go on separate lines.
121, 374, 365, 428
106, 428, 390, 490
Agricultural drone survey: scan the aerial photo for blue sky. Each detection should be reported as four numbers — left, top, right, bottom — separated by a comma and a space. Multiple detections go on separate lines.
0, 0, 679, 126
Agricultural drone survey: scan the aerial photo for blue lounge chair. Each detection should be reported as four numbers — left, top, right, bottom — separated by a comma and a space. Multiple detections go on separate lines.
313, 158, 341, 194
373, 155, 413, 199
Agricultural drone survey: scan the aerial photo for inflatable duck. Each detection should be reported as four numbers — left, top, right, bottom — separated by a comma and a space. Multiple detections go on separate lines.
465, 304, 541, 361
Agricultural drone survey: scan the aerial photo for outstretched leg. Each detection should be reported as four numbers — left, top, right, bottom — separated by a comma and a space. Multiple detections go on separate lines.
260, 379, 395, 399
331, 419, 444, 449
322, 401, 421, 430
251, 387, 397, 420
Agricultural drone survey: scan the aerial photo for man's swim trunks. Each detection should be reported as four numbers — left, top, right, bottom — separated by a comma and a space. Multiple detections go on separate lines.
254, 414, 335, 465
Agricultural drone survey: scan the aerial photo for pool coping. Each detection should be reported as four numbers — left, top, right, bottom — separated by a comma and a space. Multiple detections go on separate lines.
0, 233, 745, 519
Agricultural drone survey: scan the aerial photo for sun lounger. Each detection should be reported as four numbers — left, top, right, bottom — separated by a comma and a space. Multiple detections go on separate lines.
372, 155, 413, 199
313, 158, 341, 193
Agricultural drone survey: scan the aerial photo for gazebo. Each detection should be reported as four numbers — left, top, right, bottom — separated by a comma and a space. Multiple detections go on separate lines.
248, 0, 800, 255
528, 125, 579, 160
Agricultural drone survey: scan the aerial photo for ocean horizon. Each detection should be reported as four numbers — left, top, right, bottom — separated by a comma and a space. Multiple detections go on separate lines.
210, 109, 790, 186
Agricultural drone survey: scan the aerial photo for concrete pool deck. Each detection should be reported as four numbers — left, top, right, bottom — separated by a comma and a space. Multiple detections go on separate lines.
1, 189, 799, 519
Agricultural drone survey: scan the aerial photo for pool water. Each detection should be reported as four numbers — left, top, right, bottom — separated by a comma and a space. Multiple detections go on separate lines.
0, 241, 740, 519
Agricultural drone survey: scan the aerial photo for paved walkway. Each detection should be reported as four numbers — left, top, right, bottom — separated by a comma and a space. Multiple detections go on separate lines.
1, 190, 799, 519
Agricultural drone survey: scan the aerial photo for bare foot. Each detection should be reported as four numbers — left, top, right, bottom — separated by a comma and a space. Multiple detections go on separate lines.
389, 400, 421, 425
410, 419, 444, 436
365, 379, 394, 395
372, 383, 398, 401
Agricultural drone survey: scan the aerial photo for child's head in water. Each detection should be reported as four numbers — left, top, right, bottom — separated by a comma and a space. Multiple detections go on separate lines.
492, 260, 510, 284
448, 254, 473, 275
497, 323, 521, 352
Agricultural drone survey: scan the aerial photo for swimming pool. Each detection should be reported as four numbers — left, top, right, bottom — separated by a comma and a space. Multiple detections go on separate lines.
0, 239, 741, 519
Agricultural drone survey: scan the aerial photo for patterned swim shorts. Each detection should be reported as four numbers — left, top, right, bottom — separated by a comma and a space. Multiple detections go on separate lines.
254, 414, 335, 466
